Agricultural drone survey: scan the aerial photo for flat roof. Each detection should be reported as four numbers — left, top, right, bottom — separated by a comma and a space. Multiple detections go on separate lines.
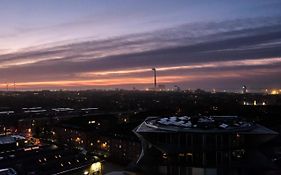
0, 168, 17, 175
0, 135, 25, 145
135, 116, 278, 135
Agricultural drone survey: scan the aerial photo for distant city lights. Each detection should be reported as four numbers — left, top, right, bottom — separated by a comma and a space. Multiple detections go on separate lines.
271, 89, 280, 95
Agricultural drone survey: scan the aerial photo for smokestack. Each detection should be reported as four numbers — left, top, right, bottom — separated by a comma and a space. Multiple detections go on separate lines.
152, 68, 157, 88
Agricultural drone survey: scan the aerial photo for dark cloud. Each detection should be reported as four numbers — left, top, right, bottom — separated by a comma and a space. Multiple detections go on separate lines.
0, 16, 281, 89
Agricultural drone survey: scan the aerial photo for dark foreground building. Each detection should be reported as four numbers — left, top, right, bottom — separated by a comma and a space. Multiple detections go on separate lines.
134, 116, 278, 175
0, 134, 102, 175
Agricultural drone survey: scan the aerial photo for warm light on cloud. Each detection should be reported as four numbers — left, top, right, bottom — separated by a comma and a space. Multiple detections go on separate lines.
78, 57, 281, 77
1, 68, 278, 90
0, 56, 64, 68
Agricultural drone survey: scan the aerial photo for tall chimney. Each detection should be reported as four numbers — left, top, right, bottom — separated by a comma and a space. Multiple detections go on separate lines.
152, 68, 157, 88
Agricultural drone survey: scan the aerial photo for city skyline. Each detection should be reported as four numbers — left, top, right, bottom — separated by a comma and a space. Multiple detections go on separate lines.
0, 0, 281, 90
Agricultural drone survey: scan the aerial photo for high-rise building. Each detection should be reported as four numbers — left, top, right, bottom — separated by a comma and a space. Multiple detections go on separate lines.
134, 116, 278, 175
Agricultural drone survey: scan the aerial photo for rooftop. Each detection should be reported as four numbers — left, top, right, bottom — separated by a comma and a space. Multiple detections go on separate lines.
0, 135, 25, 145
135, 116, 278, 134
0, 168, 17, 175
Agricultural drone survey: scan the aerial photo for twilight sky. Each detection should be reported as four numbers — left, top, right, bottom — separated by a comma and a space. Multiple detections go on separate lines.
0, 0, 281, 90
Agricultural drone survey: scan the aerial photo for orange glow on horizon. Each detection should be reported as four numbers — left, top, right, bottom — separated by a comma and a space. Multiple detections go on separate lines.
0, 76, 186, 89
0, 72, 257, 89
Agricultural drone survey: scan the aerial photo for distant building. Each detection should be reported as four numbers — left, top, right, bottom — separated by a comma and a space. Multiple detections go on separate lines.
158, 85, 166, 91
134, 116, 278, 175
174, 85, 181, 91
54, 114, 141, 164
242, 85, 247, 94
